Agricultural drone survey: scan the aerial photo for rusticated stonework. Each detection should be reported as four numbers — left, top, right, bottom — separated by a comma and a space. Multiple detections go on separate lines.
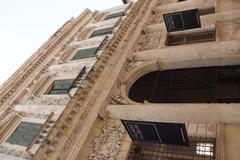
90, 123, 125, 160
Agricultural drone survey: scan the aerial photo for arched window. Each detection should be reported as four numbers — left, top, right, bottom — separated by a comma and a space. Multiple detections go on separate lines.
129, 65, 240, 103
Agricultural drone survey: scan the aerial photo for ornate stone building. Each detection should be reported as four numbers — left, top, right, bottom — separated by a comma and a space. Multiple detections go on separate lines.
0, 0, 239, 159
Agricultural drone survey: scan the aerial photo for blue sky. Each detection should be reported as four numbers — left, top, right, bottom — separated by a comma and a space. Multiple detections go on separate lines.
0, 0, 122, 86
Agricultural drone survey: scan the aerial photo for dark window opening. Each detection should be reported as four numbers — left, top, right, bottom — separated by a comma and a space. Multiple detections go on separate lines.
166, 29, 216, 46
47, 67, 87, 95
127, 137, 216, 160
178, 0, 187, 2
71, 47, 99, 61
129, 65, 240, 103
90, 27, 114, 38
7, 122, 42, 146
104, 12, 125, 20
48, 79, 75, 94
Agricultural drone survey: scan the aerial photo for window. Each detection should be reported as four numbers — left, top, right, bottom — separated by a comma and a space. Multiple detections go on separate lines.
104, 12, 125, 20
7, 122, 42, 146
166, 29, 216, 46
196, 143, 214, 156
127, 137, 216, 160
90, 27, 114, 38
71, 47, 98, 61
129, 65, 240, 103
48, 79, 74, 94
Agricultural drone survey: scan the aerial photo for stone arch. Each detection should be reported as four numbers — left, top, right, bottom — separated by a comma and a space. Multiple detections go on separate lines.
121, 60, 240, 104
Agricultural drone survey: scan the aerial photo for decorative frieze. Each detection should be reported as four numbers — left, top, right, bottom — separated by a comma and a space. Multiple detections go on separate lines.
0, 144, 31, 159
70, 36, 107, 50
90, 123, 125, 160
89, 18, 119, 30
19, 95, 70, 106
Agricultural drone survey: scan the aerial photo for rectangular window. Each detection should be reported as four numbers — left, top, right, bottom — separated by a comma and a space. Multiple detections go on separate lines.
7, 122, 42, 146
48, 79, 75, 94
166, 29, 216, 46
104, 12, 125, 20
71, 47, 98, 61
90, 27, 114, 38
127, 137, 216, 160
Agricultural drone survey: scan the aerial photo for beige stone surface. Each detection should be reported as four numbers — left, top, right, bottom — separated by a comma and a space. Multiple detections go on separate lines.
107, 104, 240, 124
222, 124, 240, 160
0, 0, 240, 159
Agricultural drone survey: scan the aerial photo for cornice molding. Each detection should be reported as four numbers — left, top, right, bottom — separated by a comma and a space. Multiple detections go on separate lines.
0, 9, 93, 108
34, 0, 154, 159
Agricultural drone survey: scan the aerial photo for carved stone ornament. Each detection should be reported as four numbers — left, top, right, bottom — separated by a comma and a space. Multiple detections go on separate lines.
0, 144, 31, 159
133, 32, 162, 52
110, 93, 130, 105
19, 95, 70, 106
90, 123, 126, 160
150, 11, 164, 25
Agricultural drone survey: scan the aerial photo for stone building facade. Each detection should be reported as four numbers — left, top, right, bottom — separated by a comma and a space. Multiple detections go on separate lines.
0, 0, 239, 159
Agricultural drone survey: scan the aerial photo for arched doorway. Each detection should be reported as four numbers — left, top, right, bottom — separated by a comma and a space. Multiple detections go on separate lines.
129, 65, 240, 103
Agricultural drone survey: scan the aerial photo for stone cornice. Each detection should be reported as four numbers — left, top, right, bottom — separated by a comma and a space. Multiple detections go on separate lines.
0, 9, 93, 108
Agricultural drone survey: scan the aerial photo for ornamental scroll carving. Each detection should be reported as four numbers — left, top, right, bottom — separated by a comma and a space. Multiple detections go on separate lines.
90, 123, 126, 160
19, 95, 70, 106
149, 11, 164, 25
133, 32, 162, 52
110, 93, 130, 105
0, 145, 31, 159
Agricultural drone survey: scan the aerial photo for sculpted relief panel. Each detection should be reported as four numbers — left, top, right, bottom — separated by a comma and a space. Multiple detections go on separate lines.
133, 32, 162, 52
19, 95, 70, 106
90, 123, 126, 160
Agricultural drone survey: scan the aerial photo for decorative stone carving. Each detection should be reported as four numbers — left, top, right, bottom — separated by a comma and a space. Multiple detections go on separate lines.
20, 112, 49, 119
0, 145, 31, 159
133, 32, 162, 52
110, 93, 130, 105
25, 88, 36, 99
89, 18, 119, 30
70, 36, 106, 49
150, 11, 164, 25
90, 123, 126, 160
19, 95, 70, 106
52, 56, 64, 64
125, 61, 144, 72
